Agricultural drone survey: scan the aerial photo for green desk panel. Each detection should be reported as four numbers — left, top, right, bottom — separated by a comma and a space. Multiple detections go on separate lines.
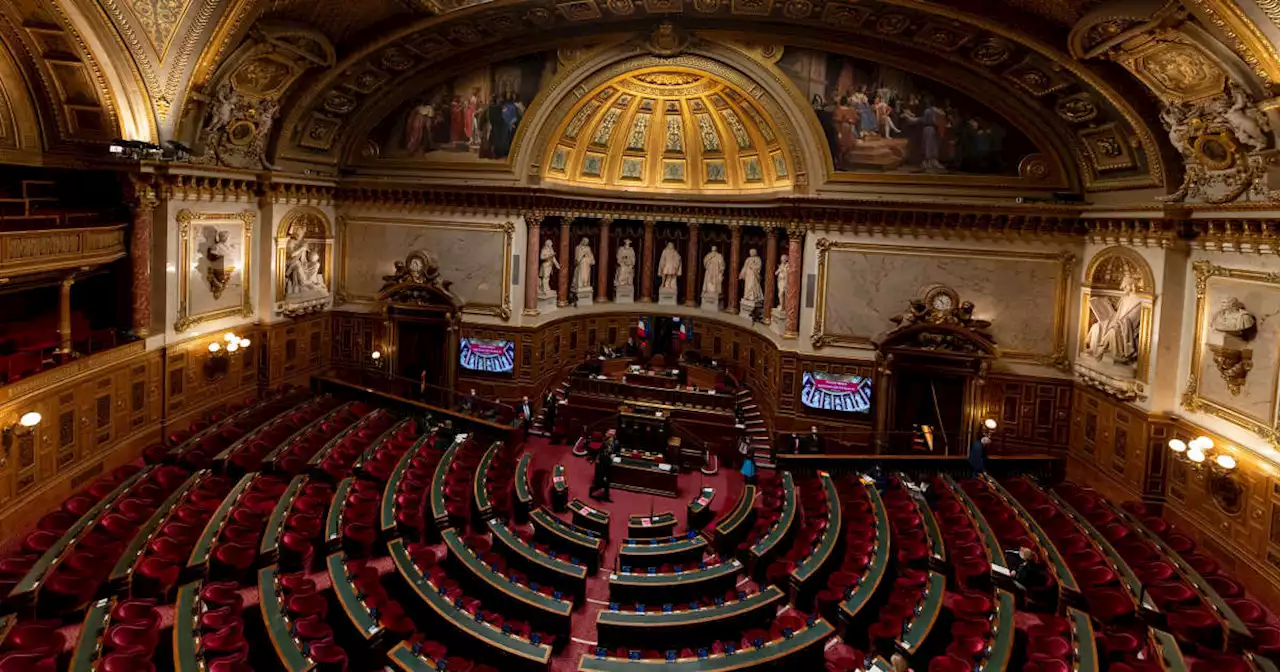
578, 618, 834, 671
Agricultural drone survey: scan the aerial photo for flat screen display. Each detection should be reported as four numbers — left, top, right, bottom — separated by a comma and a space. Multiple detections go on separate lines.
800, 371, 872, 413
459, 338, 515, 374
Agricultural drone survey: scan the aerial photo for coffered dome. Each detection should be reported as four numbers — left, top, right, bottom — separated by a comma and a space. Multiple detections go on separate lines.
540, 67, 794, 194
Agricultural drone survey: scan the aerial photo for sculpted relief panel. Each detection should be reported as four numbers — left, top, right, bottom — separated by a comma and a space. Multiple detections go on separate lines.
1075, 247, 1154, 401
812, 242, 1072, 366
340, 218, 512, 319
1184, 263, 1280, 443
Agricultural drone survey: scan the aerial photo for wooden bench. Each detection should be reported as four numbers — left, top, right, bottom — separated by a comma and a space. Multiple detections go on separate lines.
595, 584, 786, 649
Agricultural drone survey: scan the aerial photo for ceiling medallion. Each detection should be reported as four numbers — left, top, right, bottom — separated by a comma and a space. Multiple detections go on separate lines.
693, 0, 720, 10
633, 72, 703, 86
1055, 92, 1098, 123
525, 7, 555, 25
608, 0, 636, 14
647, 21, 691, 57
784, 0, 813, 19
971, 38, 1012, 66
875, 14, 911, 35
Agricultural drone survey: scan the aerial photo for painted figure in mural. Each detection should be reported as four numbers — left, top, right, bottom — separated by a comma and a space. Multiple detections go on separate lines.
574, 237, 595, 292
702, 246, 725, 298
775, 254, 790, 311
1085, 272, 1143, 364
740, 248, 764, 305
658, 242, 682, 291
615, 239, 636, 290
874, 95, 900, 139
539, 239, 559, 299
404, 100, 437, 153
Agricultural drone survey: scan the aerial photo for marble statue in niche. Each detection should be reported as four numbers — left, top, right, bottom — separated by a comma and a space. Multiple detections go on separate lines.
205, 229, 233, 300
573, 237, 595, 293
1085, 271, 1143, 364
539, 239, 559, 299
615, 239, 636, 301
283, 222, 326, 296
1208, 296, 1258, 396
739, 248, 763, 317
658, 241, 682, 306
775, 253, 790, 311
702, 245, 725, 305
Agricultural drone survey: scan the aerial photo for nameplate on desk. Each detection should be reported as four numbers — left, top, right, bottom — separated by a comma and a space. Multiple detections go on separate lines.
658, 464, 673, 472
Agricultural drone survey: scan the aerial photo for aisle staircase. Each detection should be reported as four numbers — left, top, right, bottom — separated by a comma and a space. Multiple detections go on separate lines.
736, 388, 774, 469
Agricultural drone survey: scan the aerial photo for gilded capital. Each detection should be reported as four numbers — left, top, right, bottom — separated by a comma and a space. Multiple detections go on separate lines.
524, 213, 544, 227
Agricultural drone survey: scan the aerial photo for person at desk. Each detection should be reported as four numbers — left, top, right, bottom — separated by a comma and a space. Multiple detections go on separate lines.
1006, 546, 1052, 604
459, 388, 477, 413
590, 437, 614, 501
891, 653, 913, 672
968, 435, 991, 475
625, 337, 639, 357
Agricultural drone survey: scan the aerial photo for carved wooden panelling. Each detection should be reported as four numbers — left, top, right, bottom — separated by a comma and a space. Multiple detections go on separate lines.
983, 376, 1072, 452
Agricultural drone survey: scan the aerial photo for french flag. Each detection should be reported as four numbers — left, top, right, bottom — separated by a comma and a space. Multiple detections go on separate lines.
677, 320, 689, 341
636, 318, 648, 339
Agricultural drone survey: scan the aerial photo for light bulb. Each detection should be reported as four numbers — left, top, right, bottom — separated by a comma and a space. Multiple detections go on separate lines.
984, 418, 998, 430
1191, 436, 1214, 452
224, 333, 236, 342
240, 339, 251, 348
371, 350, 381, 360
1187, 449, 1206, 463
19, 412, 41, 428
1168, 439, 1187, 453
227, 342, 239, 353
1215, 454, 1237, 470
208, 342, 221, 353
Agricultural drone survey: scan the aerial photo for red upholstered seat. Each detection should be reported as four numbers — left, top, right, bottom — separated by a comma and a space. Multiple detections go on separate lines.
1205, 575, 1244, 599
1251, 625, 1280, 656
931, 654, 976, 672
1225, 598, 1267, 625
1029, 637, 1071, 659
1101, 628, 1143, 656
1025, 657, 1071, 672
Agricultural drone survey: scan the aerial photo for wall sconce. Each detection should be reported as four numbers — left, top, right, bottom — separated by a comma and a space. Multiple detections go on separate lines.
370, 348, 386, 370
982, 418, 998, 438
205, 332, 251, 380
2, 412, 41, 468
1168, 435, 1235, 474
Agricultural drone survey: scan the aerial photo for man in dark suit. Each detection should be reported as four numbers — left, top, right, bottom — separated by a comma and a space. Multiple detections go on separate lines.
519, 395, 533, 437
807, 426, 822, 454
543, 392, 558, 439
590, 437, 614, 501
968, 436, 990, 475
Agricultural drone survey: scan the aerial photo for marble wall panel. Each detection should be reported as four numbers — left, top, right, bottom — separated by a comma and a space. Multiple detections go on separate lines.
341, 217, 511, 317
818, 243, 1070, 361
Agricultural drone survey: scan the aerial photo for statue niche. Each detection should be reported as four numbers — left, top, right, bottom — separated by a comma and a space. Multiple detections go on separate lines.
1075, 247, 1154, 401
275, 207, 333, 317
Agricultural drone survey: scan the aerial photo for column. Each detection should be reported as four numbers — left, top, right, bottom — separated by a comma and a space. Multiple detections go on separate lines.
522, 214, 542, 315
785, 224, 804, 338
596, 218, 612, 302
58, 275, 74, 356
763, 226, 778, 323
557, 217, 571, 307
640, 219, 656, 302
130, 191, 155, 338
726, 224, 742, 311
684, 223, 700, 307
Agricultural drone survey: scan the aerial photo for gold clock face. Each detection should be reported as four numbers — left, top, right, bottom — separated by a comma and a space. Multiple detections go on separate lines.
931, 293, 954, 311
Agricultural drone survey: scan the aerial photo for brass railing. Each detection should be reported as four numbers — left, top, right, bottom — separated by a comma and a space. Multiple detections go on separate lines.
0, 224, 127, 277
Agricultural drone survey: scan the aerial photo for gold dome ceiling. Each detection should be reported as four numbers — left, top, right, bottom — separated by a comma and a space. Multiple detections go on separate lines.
541, 68, 793, 194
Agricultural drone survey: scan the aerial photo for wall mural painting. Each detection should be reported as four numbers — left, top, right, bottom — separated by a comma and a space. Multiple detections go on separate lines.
377, 53, 557, 163
778, 49, 1037, 176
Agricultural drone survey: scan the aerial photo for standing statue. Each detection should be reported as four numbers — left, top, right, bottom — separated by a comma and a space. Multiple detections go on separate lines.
775, 254, 790, 311
739, 248, 764, 306
1085, 272, 1143, 364
615, 239, 636, 292
538, 239, 559, 299
702, 246, 725, 298
658, 242, 682, 291
573, 237, 595, 292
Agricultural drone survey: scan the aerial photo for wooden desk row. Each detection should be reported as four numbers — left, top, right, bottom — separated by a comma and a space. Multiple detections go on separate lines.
608, 558, 743, 602
259, 473, 308, 563
530, 507, 602, 573
379, 433, 438, 537
108, 470, 201, 592
259, 565, 315, 672
487, 518, 588, 601
596, 585, 786, 649
441, 528, 573, 633
9, 468, 148, 605
389, 538, 553, 669
1048, 490, 1153, 613
306, 409, 398, 472
259, 401, 359, 471
942, 475, 1006, 572
578, 617, 835, 671
839, 484, 891, 625
514, 453, 535, 519
714, 485, 756, 553
687, 487, 716, 529
187, 473, 256, 572
354, 420, 428, 478
427, 434, 468, 533
569, 499, 610, 537
748, 472, 797, 575
473, 440, 503, 521
982, 476, 1081, 600
628, 511, 676, 538
212, 395, 333, 468
618, 533, 708, 570
790, 472, 841, 604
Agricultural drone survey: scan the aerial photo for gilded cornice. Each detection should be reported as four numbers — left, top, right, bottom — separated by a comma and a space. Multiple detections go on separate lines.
163, 173, 259, 202
266, 182, 336, 206
1083, 218, 1182, 248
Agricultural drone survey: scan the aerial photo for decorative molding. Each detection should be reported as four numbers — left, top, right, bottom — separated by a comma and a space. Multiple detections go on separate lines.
0, 225, 128, 279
